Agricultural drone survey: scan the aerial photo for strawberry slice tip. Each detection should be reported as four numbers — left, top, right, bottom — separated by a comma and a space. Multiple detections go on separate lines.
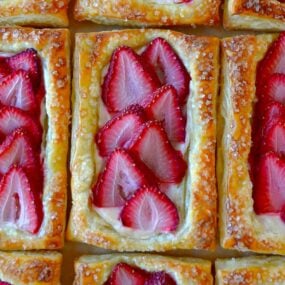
253, 152, 285, 215
93, 149, 154, 207
121, 186, 179, 232
129, 120, 187, 183
145, 85, 186, 143
0, 70, 36, 112
102, 46, 160, 113
0, 106, 42, 146
0, 165, 43, 233
95, 104, 146, 157
145, 271, 177, 285
141, 37, 190, 104
104, 263, 148, 285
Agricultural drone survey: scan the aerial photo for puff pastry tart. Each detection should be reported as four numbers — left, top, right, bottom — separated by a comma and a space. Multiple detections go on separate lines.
0, 0, 69, 27
74, 254, 213, 285
0, 251, 62, 285
67, 29, 218, 251
218, 33, 285, 255
224, 0, 285, 31
0, 27, 70, 250
73, 0, 221, 27
216, 256, 285, 285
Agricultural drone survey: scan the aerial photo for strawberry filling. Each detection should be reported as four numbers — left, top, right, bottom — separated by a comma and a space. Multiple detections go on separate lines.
251, 32, 285, 221
93, 38, 190, 234
104, 263, 176, 285
0, 49, 44, 234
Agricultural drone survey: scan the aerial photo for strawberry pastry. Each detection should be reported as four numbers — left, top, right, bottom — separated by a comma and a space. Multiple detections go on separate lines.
68, 30, 218, 251
0, 27, 69, 250
74, 254, 213, 285
219, 33, 285, 255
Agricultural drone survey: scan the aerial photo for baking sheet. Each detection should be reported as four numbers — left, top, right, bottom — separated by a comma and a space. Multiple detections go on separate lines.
62, 1, 258, 283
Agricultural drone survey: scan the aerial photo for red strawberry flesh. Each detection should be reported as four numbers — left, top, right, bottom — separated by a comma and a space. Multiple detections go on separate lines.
102, 46, 160, 113
0, 106, 42, 145
257, 32, 285, 85
142, 37, 190, 104
5, 48, 40, 85
253, 152, 285, 214
0, 165, 43, 233
104, 263, 148, 285
262, 73, 285, 105
95, 104, 146, 157
130, 121, 187, 183
145, 271, 176, 285
0, 70, 36, 112
0, 281, 11, 285
0, 129, 38, 175
261, 120, 285, 156
93, 149, 152, 207
121, 186, 179, 232
145, 85, 186, 143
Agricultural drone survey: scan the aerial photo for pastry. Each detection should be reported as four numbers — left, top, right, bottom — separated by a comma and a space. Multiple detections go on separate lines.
0, 27, 70, 250
216, 256, 285, 284
74, 0, 221, 27
74, 254, 213, 285
224, 0, 285, 31
0, 0, 69, 27
67, 29, 219, 251
218, 33, 285, 255
0, 251, 62, 285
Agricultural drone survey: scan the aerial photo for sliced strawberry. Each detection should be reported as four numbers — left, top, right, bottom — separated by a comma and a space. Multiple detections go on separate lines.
102, 46, 160, 113
5, 49, 40, 84
95, 105, 146, 157
0, 70, 36, 112
0, 165, 43, 233
129, 121, 187, 183
261, 120, 285, 156
145, 272, 176, 285
257, 32, 285, 87
253, 152, 285, 214
93, 149, 153, 207
0, 106, 42, 145
141, 37, 190, 104
104, 263, 148, 285
145, 85, 186, 143
0, 59, 11, 80
121, 186, 179, 232
0, 129, 38, 174
261, 73, 285, 105
0, 281, 11, 285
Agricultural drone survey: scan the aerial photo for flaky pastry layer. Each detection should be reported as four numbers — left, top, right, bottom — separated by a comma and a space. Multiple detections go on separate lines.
74, 254, 213, 285
216, 256, 285, 285
218, 34, 285, 255
0, 0, 69, 27
74, 0, 221, 27
67, 29, 219, 251
0, 27, 70, 250
0, 251, 62, 285
224, 0, 285, 31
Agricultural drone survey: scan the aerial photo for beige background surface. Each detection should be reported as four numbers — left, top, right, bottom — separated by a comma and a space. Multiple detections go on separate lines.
63, 1, 258, 284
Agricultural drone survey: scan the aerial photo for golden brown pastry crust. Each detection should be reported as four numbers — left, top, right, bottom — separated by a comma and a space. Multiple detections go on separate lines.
224, 0, 285, 31
0, 27, 70, 250
216, 256, 285, 285
218, 34, 285, 255
74, 0, 221, 27
74, 254, 213, 285
67, 29, 218, 251
0, 0, 69, 27
0, 251, 62, 285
